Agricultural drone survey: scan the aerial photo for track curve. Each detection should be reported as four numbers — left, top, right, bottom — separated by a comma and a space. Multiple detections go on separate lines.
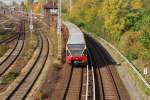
4, 29, 50, 100
0, 20, 25, 76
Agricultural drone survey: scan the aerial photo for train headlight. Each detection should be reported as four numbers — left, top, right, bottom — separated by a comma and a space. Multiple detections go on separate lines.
75, 58, 78, 60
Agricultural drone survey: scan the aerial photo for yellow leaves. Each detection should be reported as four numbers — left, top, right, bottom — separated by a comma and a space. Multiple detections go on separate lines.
25, 0, 45, 11
33, 2, 42, 13
102, 0, 128, 15
68, 0, 98, 24
84, 6, 97, 23
131, 0, 143, 9
105, 16, 114, 27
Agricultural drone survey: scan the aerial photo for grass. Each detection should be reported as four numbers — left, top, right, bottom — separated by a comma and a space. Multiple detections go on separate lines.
22, 33, 37, 60
21, 21, 38, 61
48, 27, 58, 57
0, 35, 7, 40
0, 45, 9, 57
43, 25, 65, 60
0, 71, 20, 85
126, 52, 138, 61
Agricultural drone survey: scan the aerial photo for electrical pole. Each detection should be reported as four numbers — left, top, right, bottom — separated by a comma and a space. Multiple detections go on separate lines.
29, 9, 33, 39
18, 0, 21, 19
29, 0, 33, 39
57, 0, 61, 59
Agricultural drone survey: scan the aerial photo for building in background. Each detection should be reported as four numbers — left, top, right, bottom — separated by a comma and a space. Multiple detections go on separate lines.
44, 1, 58, 27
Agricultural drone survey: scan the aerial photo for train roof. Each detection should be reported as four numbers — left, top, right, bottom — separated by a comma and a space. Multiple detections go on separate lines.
64, 22, 85, 45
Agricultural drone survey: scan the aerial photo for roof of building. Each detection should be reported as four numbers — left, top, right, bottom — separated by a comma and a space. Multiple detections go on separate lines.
43, 1, 58, 9
64, 22, 85, 45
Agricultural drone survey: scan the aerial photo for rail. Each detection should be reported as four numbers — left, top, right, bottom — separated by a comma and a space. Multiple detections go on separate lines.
0, 33, 19, 44
87, 51, 96, 100
60, 62, 92, 100
91, 65, 96, 100
85, 64, 89, 100
95, 39, 121, 99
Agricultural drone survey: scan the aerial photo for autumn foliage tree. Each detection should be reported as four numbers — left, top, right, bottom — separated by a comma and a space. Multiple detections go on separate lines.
65, 0, 102, 33
101, 0, 130, 41
33, 2, 42, 13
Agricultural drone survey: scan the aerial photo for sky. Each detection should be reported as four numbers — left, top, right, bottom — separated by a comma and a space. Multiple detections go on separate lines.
0, 0, 24, 5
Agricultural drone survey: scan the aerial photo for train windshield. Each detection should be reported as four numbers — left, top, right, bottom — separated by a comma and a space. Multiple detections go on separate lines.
70, 50, 83, 56
68, 44, 85, 56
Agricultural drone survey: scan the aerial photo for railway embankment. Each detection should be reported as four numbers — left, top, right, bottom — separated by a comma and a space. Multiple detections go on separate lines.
95, 36, 150, 100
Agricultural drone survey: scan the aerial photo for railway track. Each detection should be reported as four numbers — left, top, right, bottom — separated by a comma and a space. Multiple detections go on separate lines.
51, 63, 96, 100
88, 42, 120, 100
0, 22, 19, 44
1, 28, 50, 100
51, 65, 84, 100
0, 33, 20, 45
51, 60, 95, 100
63, 66, 83, 100
85, 34, 130, 100
59, 65, 95, 100
0, 20, 25, 76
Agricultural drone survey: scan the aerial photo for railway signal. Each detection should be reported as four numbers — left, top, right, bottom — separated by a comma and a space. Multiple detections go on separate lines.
29, 0, 34, 39
144, 67, 148, 77
29, 9, 33, 39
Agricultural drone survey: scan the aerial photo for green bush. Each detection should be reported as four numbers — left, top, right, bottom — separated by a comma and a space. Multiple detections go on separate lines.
0, 45, 9, 57
140, 32, 150, 49
126, 52, 138, 61
77, 22, 85, 28
1, 71, 20, 85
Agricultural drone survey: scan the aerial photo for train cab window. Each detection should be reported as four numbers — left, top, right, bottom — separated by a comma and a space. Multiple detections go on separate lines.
70, 50, 82, 56
67, 44, 85, 56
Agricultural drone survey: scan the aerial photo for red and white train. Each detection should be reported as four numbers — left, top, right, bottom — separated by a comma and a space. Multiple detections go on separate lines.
64, 22, 87, 66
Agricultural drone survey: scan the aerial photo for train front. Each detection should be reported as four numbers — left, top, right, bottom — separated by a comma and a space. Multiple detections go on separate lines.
66, 44, 87, 66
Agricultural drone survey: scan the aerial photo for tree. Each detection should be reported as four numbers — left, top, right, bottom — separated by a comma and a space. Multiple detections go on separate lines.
33, 2, 42, 13
102, 0, 130, 40
68, 0, 100, 26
